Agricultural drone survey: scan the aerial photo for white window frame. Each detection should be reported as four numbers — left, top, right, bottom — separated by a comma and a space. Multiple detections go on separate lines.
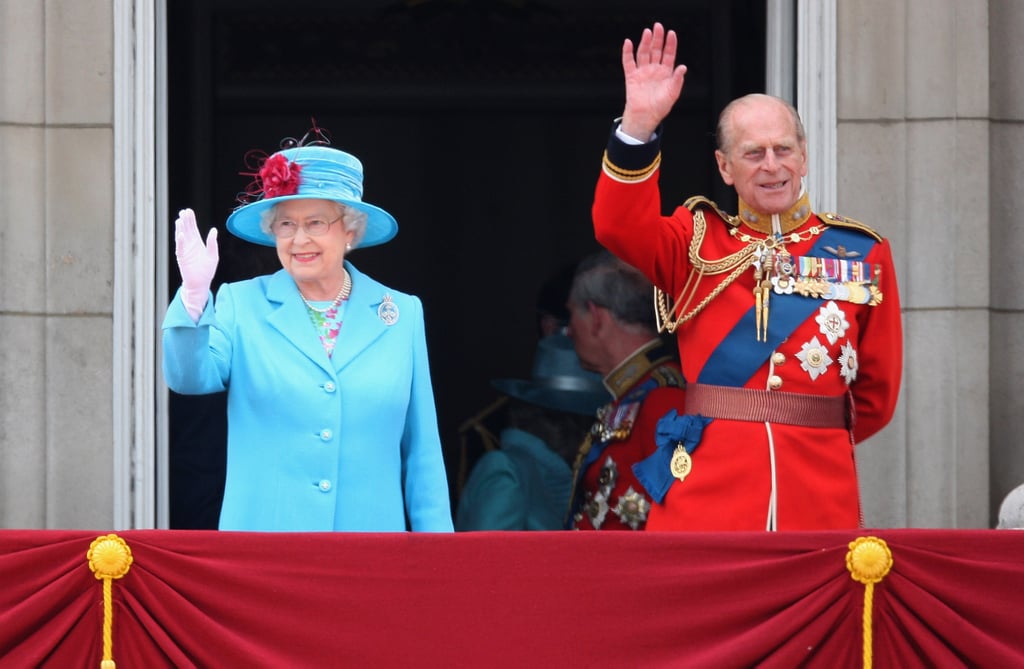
768, 0, 838, 212
113, 0, 166, 528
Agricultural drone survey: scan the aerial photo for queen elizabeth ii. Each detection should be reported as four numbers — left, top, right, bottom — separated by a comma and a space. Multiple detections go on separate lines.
162, 133, 453, 532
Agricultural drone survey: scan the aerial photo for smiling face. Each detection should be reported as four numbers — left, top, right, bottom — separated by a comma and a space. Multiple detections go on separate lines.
272, 198, 355, 297
715, 97, 808, 215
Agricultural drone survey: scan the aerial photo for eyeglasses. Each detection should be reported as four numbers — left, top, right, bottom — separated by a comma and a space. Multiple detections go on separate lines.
270, 215, 343, 239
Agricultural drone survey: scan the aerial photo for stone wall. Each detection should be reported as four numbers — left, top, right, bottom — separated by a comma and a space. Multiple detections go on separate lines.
988, 0, 1024, 523
837, 0, 1006, 527
0, 0, 114, 528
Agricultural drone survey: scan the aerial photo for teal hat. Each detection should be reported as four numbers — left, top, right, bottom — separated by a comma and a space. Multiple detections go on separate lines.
492, 334, 608, 417
226, 145, 398, 248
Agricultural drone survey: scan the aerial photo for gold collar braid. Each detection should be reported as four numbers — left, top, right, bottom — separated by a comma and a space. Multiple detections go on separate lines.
602, 339, 676, 399
736, 191, 812, 235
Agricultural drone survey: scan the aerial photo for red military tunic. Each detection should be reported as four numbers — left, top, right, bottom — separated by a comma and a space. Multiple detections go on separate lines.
570, 339, 686, 530
592, 130, 902, 531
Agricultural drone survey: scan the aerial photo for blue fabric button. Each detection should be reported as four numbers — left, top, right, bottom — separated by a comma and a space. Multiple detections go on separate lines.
320, 429, 332, 441
323, 381, 336, 393
318, 479, 332, 492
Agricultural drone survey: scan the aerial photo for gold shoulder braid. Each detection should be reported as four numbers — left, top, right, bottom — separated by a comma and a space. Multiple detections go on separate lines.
819, 212, 882, 242
682, 195, 737, 224
654, 208, 761, 333
650, 364, 686, 389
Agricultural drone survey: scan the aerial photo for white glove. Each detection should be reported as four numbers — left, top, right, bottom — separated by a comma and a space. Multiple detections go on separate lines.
174, 208, 219, 322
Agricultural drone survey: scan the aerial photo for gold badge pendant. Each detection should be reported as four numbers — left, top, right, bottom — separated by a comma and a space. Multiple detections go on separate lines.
670, 444, 692, 481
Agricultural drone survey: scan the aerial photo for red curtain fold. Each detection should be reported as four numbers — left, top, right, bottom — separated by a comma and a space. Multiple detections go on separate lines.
1, 529, 1022, 668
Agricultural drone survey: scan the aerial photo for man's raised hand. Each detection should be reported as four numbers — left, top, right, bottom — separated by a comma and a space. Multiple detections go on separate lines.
620, 22, 687, 142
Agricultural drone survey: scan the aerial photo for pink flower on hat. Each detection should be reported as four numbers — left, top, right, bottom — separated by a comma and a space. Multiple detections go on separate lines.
258, 154, 302, 198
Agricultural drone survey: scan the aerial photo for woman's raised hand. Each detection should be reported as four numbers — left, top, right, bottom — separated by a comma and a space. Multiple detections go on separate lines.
174, 208, 219, 321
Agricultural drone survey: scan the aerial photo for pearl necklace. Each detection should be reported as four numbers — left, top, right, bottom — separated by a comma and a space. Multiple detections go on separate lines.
299, 270, 352, 313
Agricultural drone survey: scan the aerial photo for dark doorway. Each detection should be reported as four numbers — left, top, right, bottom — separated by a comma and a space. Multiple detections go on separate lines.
165, 0, 766, 528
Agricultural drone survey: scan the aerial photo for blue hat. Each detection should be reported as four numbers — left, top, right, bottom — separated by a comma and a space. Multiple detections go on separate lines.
226, 145, 398, 248
491, 334, 608, 417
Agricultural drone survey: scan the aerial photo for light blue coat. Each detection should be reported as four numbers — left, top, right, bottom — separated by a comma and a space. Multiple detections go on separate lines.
162, 262, 453, 532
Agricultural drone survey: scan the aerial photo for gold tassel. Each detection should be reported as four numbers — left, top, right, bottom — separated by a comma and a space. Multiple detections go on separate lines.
846, 536, 893, 669
88, 534, 134, 669
758, 279, 771, 342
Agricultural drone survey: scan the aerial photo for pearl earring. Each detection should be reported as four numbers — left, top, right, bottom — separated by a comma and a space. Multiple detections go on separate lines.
346, 242, 352, 251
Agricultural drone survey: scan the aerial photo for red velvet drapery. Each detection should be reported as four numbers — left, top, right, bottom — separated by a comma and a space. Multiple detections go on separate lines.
1, 529, 1021, 667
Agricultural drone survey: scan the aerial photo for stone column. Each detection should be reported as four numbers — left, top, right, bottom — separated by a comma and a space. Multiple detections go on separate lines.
837, 0, 992, 527
0, 0, 115, 529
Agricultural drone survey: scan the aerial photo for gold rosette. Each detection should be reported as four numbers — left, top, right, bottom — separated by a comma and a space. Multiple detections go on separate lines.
847, 535, 893, 584
87, 534, 134, 669
846, 536, 893, 669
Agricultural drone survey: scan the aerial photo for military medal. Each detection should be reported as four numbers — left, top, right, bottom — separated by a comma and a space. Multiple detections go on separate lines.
815, 301, 850, 345
781, 253, 884, 306
839, 341, 859, 385
797, 336, 833, 381
670, 444, 692, 481
613, 487, 651, 530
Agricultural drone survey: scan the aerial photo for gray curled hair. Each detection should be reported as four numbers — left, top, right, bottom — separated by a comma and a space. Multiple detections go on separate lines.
259, 201, 369, 248
568, 250, 657, 333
